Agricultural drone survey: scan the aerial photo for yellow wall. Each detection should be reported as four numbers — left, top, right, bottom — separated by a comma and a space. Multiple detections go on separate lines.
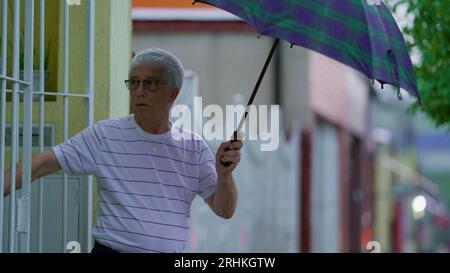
374, 157, 393, 252
374, 149, 418, 253
99, 0, 132, 118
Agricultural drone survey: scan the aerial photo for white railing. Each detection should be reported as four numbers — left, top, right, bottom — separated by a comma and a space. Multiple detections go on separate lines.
0, 0, 95, 253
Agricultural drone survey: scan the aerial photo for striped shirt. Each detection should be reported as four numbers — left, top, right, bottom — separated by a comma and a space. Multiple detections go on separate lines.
52, 114, 218, 253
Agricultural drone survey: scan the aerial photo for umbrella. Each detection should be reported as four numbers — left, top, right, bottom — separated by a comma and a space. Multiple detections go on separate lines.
193, 0, 421, 127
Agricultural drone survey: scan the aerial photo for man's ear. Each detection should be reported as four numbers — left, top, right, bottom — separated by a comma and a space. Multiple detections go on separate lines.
169, 88, 180, 103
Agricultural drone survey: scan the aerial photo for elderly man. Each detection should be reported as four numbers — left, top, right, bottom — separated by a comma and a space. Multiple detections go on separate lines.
3, 48, 242, 253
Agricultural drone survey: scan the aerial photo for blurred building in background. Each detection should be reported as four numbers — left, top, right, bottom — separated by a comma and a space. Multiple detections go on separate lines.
131, 0, 450, 253
372, 90, 450, 252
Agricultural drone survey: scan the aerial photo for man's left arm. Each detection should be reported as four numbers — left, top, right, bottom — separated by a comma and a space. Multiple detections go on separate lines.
206, 140, 242, 219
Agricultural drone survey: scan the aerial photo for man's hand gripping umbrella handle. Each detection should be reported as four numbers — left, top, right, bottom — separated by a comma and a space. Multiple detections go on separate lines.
220, 110, 246, 167
221, 131, 239, 167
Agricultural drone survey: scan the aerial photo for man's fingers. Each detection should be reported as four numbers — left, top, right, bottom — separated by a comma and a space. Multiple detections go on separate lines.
223, 150, 241, 157
220, 155, 241, 164
218, 141, 230, 152
217, 139, 243, 168
229, 140, 243, 150
222, 140, 243, 152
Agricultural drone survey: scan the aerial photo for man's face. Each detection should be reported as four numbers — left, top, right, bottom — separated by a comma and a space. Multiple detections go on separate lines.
129, 62, 179, 120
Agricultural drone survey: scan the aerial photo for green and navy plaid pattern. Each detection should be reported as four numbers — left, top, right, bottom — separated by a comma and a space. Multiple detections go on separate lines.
197, 0, 420, 102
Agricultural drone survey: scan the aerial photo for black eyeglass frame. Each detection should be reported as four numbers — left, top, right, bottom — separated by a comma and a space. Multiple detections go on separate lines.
124, 78, 168, 91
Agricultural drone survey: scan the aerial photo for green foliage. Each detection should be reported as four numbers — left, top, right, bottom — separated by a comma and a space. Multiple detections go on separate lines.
394, 0, 450, 127
19, 42, 51, 71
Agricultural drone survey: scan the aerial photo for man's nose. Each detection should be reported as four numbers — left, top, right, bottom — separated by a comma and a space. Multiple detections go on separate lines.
135, 82, 146, 96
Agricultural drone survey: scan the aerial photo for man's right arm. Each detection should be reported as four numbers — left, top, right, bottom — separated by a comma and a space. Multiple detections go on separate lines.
3, 149, 61, 197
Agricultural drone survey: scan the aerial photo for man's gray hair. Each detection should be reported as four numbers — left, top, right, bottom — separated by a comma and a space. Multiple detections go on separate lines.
129, 48, 184, 90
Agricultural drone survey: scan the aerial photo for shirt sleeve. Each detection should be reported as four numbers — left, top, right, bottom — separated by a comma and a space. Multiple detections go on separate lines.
197, 140, 218, 201
52, 124, 102, 176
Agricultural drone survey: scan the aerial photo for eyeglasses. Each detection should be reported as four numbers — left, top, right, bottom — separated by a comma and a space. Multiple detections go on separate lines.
124, 78, 168, 92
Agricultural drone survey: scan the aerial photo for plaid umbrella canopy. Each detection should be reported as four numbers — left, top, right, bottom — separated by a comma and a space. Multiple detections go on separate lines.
194, 0, 420, 101
193, 0, 421, 164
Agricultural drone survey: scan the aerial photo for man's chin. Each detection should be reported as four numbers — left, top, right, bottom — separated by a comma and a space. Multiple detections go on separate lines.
133, 108, 156, 118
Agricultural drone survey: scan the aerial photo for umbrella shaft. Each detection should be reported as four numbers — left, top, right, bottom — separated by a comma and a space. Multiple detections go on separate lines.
235, 38, 280, 137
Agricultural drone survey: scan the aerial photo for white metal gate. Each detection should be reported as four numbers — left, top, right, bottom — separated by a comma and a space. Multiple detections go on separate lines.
0, 0, 95, 253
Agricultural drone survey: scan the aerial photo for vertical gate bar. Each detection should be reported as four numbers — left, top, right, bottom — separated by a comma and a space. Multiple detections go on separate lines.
85, 0, 95, 252
62, 0, 69, 253
21, 0, 34, 253
37, 0, 45, 253
9, 0, 21, 253
0, 0, 9, 253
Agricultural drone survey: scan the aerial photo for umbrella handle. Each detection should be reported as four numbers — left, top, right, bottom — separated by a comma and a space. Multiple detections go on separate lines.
221, 131, 238, 167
